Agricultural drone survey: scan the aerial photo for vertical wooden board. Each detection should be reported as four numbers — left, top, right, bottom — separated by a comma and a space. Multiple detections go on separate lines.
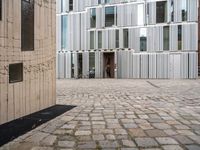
14, 83, 20, 120
25, 69, 30, 115
36, 68, 40, 111
8, 84, 15, 121
1, 82, 8, 124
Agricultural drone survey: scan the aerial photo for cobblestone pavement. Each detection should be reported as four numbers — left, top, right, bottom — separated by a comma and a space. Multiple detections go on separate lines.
1, 79, 200, 150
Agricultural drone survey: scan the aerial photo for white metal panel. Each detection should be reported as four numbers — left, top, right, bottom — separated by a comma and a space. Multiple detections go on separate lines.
64, 52, 72, 78
170, 54, 181, 79
140, 54, 149, 79
149, 53, 157, 79
132, 53, 140, 78
83, 51, 89, 78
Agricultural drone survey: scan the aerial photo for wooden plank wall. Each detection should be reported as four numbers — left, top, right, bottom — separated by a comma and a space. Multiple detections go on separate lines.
0, 0, 56, 125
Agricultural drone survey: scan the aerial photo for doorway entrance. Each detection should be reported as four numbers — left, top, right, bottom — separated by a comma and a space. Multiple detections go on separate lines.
78, 53, 82, 78
103, 52, 115, 78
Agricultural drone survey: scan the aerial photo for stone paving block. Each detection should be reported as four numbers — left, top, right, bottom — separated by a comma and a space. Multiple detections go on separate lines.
122, 139, 136, 147
26, 132, 49, 144
92, 134, 105, 140
152, 123, 171, 129
77, 141, 96, 149
99, 141, 119, 148
145, 129, 167, 137
41, 135, 57, 146
188, 135, 200, 144
186, 145, 200, 150
123, 123, 138, 129
156, 137, 178, 145
162, 145, 184, 150
173, 135, 194, 144
106, 134, 116, 140
58, 141, 75, 148
128, 128, 146, 137
135, 137, 159, 148
114, 129, 128, 135
75, 130, 91, 136
31, 146, 54, 150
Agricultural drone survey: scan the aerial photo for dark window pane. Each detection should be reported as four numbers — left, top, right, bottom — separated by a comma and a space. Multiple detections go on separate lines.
163, 26, 169, 50
105, 0, 111, 4
171, 0, 174, 22
182, 0, 187, 21
98, 31, 102, 49
71, 53, 75, 78
105, 6, 115, 27
98, 0, 101, 4
69, 0, 73, 11
140, 37, 147, 51
89, 53, 95, 78
123, 29, 128, 48
61, 15, 67, 50
0, 0, 2, 20
116, 30, 119, 48
9, 63, 23, 83
90, 8, 96, 28
21, 0, 34, 51
178, 25, 182, 50
156, 1, 167, 23
140, 28, 147, 51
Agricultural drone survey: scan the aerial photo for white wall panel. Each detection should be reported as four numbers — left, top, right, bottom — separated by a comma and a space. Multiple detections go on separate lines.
188, 52, 198, 79
83, 52, 89, 78
181, 52, 189, 79
64, 52, 72, 78
149, 53, 157, 78
132, 53, 140, 78
140, 54, 149, 79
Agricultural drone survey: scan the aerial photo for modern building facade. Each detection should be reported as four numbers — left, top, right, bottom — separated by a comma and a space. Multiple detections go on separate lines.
0, 0, 56, 125
56, 0, 198, 79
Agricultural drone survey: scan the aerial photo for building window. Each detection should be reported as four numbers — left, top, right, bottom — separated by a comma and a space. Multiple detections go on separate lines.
105, 0, 111, 4
9, 63, 23, 83
163, 26, 169, 50
98, 31, 102, 49
61, 15, 67, 50
69, 0, 73, 11
0, 0, 2, 21
61, 0, 67, 12
71, 53, 75, 78
171, 0, 174, 22
123, 29, 128, 48
178, 25, 182, 50
89, 53, 95, 78
156, 1, 167, 23
21, 0, 34, 51
140, 28, 147, 51
90, 8, 96, 28
98, 0, 101, 4
105, 6, 115, 27
182, 0, 187, 21
116, 30, 119, 48
90, 31, 95, 49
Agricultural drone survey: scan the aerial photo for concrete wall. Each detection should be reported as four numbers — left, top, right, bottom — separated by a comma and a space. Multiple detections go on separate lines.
0, 0, 56, 125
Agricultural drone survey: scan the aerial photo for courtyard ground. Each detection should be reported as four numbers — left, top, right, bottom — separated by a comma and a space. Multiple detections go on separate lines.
1, 79, 200, 150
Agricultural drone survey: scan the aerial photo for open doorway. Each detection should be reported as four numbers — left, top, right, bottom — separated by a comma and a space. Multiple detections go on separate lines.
78, 53, 83, 78
103, 52, 115, 78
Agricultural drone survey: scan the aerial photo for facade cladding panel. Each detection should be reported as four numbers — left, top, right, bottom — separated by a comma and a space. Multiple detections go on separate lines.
0, 0, 56, 125
56, 0, 199, 79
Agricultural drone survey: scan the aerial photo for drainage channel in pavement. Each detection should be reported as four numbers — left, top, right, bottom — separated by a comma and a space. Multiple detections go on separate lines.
0, 105, 76, 146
